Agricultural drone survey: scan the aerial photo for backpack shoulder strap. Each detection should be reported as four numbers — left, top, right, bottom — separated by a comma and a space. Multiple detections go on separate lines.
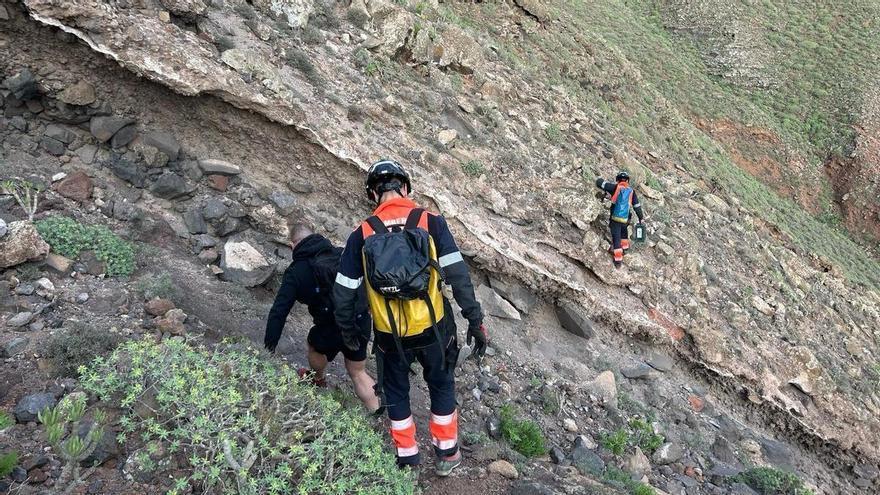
365, 215, 388, 234
404, 208, 425, 230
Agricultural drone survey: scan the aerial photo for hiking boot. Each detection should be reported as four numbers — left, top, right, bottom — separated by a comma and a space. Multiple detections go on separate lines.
613, 261, 622, 269
434, 452, 462, 477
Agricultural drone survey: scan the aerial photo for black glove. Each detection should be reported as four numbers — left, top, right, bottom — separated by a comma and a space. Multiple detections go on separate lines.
264, 339, 277, 353
467, 323, 489, 358
342, 332, 362, 352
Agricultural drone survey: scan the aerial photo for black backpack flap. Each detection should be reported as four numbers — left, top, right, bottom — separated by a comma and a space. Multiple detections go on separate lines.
364, 228, 433, 300
309, 246, 343, 292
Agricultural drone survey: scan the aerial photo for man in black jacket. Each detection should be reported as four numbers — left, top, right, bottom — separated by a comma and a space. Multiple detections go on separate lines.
265, 224, 379, 412
595, 171, 646, 267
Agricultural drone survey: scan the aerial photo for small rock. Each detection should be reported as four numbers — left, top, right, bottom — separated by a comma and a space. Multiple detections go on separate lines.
488, 276, 537, 314
574, 434, 598, 450
34, 277, 54, 297
44, 253, 73, 274
0, 218, 6, 238
486, 415, 502, 439
476, 284, 521, 320
44, 124, 77, 144
206, 174, 229, 191
10, 467, 27, 483
269, 191, 298, 215
438, 128, 458, 147
2, 336, 29, 357
656, 241, 675, 257
571, 441, 605, 475
75, 144, 98, 164
7, 312, 34, 328
550, 446, 566, 464
28, 321, 44, 332
76, 293, 90, 304
625, 447, 651, 477
4, 68, 39, 100
51, 172, 67, 182
144, 298, 175, 317
198, 158, 242, 175
652, 443, 684, 465
751, 295, 775, 316
40, 137, 66, 156
15, 284, 34, 295
197, 248, 219, 263
287, 180, 313, 194
584, 371, 617, 407
141, 130, 180, 161
22, 455, 49, 472
646, 352, 674, 372
150, 172, 193, 199
183, 209, 207, 234
621, 363, 655, 379
54, 170, 94, 202
89, 116, 136, 143
488, 460, 518, 479
58, 80, 96, 106
563, 418, 578, 432
14, 392, 57, 423
110, 124, 138, 149
202, 198, 228, 220
155, 308, 187, 335
220, 240, 273, 287
555, 302, 593, 339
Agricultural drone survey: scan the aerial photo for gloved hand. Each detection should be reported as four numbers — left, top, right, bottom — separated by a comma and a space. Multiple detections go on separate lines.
467, 323, 489, 358
342, 332, 362, 352
264, 339, 277, 353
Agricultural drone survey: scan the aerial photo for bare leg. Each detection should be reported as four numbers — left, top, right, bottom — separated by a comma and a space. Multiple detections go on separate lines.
307, 344, 329, 383
345, 358, 380, 412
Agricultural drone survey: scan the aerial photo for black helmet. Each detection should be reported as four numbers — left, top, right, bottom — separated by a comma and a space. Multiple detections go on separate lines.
616, 171, 630, 182
365, 159, 412, 200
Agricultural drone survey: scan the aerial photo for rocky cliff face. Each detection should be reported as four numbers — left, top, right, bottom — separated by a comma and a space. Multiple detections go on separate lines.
2, 0, 880, 493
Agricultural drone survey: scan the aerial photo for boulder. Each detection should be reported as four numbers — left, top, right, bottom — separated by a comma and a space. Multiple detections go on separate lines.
155, 308, 186, 335
571, 440, 605, 475
0, 221, 50, 268
76, 144, 98, 164
621, 363, 655, 379
0, 218, 6, 238
108, 154, 147, 187
202, 198, 228, 220
584, 370, 617, 407
646, 352, 674, 372
198, 159, 242, 175
555, 302, 593, 339
476, 285, 521, 320
90, 116, 136, 143
3, 68, 39, 100
133, 143, 169, 168
150, 172, 193, 199
220, 240, 273, 287
488, 460, 518, 479
53, 170, 93, 202
250, 205, 290, 238
207, 175, 229, 191
1, 336, 29, 357
58, 80, 96, 106
141, 130, 180, 161
438, 129, 458, 147
35, 278, 55, 298
14, 392, 57, 423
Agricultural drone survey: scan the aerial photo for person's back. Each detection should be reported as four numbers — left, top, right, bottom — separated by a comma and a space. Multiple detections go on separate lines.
264, 226, 377, 411
333, 159, 488, 476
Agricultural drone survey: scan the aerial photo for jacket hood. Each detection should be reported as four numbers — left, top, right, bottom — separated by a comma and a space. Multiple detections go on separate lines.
291, 233, 334, 261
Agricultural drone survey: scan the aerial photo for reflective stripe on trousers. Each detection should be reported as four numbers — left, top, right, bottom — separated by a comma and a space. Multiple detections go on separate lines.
390, 415, 419, 461
429, 410, 458, 454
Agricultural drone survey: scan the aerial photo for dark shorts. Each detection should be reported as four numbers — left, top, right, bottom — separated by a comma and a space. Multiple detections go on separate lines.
307, 316, 371, 362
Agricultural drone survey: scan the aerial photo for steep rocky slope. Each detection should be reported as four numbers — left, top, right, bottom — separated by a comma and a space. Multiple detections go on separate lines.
1, 0, 879, 494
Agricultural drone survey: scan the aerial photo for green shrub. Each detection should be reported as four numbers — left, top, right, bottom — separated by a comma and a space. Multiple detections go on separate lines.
36, 216, 135, 276
604, 466, 656, 495
38, 394, 107, 493
0, 411, 13, 430
0, 451, 18, 478
545, 123, 563, 143
628, 418, 664, 452
46, 321, 122, 378
498, 405, 547, 457
601, 428, 629, 455
133, 273, 177, 300
80, 339, 414, 495
461, 160, 486, 177
734, 467, 813, 495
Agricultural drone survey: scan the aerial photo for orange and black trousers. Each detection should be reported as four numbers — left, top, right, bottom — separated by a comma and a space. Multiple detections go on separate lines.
376, 315, 460, 466
610, 219, 631, 262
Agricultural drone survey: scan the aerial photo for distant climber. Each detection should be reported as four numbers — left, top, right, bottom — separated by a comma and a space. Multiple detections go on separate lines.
595, 171, 645, 267
333, 159, 487, 476
264, 223, 379, 412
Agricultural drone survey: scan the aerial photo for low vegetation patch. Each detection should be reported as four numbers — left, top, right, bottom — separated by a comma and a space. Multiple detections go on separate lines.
461, 159, 486, 177
80, 339, 414, 495
733, 467, 814, 495
0, 451, 18, 478
0, 411, 13, 431
47, 321, 122, 378
604, 466, 655, 495
498, 404, 547, 457
36, 216, 135, 276
601, 418, 665, 455
133, 272, 177, 301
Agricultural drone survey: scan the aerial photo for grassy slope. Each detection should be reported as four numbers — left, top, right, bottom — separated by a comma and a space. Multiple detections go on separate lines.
448, 0, 880, 288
